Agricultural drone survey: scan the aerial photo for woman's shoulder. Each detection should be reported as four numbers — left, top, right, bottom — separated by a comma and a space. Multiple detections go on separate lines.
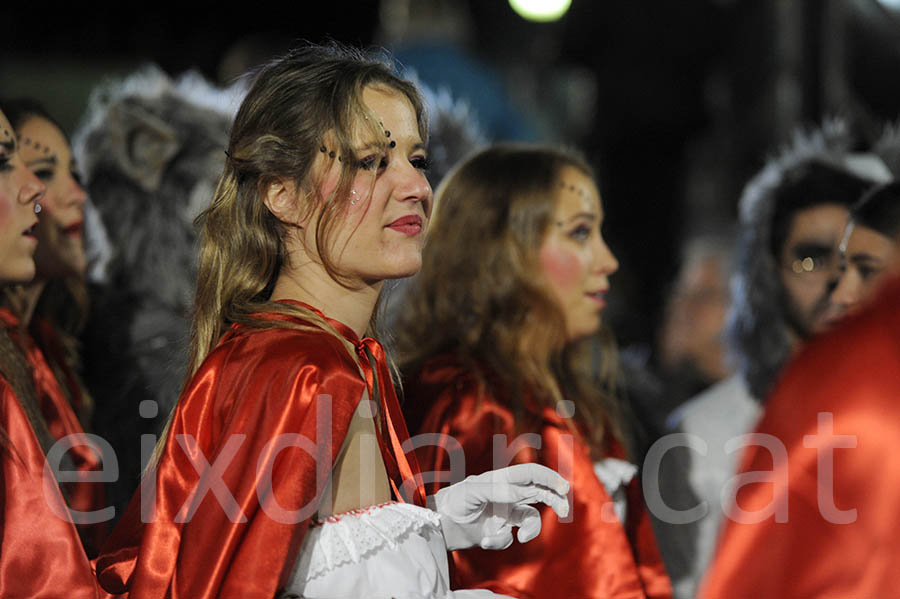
181, 321, 366, 420
405, 352, 514, 432
407, 352, 487, 391
214, 319, 361, 377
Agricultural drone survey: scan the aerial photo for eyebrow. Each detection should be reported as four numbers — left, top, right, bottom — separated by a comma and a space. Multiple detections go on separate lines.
790, 241, 834, 256
849, 252, 884, 265
560, 212, 598, 224
26, 155, 57, 168
354, 139, 426, 151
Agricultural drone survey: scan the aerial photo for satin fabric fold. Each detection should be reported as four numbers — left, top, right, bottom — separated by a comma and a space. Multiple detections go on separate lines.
359, 340, 427, 508
406, 355, 673, 599
96, 301, 425, 598
0, 377, 99, 598
0, 308, 107, 554
700, 276, 900, 598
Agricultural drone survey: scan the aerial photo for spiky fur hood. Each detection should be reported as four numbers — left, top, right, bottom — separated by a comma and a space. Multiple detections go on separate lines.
726, 118, 892, 401
73, 65, 244, 312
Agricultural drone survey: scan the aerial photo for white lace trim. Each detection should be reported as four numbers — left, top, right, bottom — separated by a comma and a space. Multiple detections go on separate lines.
593, 457, 637, 495
593, 457, 638, 524
297, 501, 443, 582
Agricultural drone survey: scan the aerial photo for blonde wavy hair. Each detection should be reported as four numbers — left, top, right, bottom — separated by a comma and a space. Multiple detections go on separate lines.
395, 144, 623, 456
152, 43, 427, 463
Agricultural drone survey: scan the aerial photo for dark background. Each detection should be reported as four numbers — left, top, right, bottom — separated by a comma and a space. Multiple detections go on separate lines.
5, 0, 900, 353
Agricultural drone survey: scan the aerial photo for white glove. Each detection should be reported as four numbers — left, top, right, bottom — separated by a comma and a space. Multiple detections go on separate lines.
447, 591, 516, 598
429, 463, 570, 551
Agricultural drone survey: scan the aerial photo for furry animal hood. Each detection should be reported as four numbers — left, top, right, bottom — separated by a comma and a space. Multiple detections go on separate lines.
726, 118, 893, 401
73, 65, 245, 310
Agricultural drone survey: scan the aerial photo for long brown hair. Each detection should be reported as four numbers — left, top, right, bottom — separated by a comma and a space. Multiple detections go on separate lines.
152, 43, 428, 464
395, 144, 623, 456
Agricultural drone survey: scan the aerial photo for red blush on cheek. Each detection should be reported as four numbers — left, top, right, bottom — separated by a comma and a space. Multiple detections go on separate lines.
539, 245, 582, 290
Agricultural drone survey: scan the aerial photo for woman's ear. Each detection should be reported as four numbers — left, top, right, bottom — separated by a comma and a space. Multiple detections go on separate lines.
263, 178, 304, 226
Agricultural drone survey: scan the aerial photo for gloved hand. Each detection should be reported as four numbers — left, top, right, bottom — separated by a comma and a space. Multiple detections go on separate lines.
429, 463, 570, 551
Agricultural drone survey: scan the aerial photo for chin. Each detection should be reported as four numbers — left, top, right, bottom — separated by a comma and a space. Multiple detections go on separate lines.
0, 262, 36, 285
385, 255, 423, 279
568, 317, 603, 342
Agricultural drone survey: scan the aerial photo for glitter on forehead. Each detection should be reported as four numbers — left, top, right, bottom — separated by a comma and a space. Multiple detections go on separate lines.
558, 180, 591, 200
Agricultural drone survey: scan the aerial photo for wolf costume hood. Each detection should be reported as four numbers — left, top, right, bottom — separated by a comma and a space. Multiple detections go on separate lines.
726, 119, 894, 401
73, 66, 243, 512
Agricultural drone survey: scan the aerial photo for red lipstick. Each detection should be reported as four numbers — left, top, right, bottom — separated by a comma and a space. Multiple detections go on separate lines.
63, 221, 83, 238
387, 214, 423, 236
22, 221, 38, 240
585, 290, 608, 309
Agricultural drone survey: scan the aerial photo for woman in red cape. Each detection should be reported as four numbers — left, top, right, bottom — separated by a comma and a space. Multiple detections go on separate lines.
96, 45, 569, 599
1, 98, 106, 555
0, 108, 100, 597
396, 145, 673, 599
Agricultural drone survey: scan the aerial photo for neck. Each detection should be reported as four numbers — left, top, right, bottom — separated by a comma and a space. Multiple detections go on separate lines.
5, 280, 46, 327
271, 258, 382, 338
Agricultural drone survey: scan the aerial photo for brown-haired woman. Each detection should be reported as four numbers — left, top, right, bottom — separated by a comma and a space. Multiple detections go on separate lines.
95, 45, 568, 599
0, 98, 107, 556
0, 108, 99, 597
397, 144, 673, 598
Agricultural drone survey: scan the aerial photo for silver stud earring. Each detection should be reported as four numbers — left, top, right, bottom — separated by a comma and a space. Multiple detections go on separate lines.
34, 203, 42, 214
350, 190, 358, 206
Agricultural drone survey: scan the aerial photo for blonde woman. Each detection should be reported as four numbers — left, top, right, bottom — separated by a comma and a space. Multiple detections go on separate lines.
397, 145, 672, 598
96, 45, 568, 599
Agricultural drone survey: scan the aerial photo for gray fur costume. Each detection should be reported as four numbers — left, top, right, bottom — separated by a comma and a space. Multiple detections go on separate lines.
726, 119, 893, 400
73, 66, 244, 514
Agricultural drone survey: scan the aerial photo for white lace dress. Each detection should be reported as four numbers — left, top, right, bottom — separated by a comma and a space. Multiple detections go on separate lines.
280, 501, 507, 599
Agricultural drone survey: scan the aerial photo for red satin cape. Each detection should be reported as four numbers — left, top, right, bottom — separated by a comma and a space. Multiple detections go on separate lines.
406, 356, 673, 599
700, 276, 900, 598
96, 301, 425, 598
0, 377, 99, 598
0, 308, 107, 554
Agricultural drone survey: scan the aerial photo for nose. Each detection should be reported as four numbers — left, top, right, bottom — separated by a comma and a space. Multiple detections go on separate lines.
831, 268, 861, 312
67, 172, 88, 209
18, 164, 45, 208
395, 163, 433, 216
594, 235, 619, 275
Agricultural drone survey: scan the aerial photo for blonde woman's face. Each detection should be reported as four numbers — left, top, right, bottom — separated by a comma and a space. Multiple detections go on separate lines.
0, 110, 42, 284
538, 166, 618, 342
312, 86, 432, 284
18, 116, 88, 279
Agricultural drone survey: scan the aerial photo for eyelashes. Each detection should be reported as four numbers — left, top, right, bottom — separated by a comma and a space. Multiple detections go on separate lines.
411, 156, 432, 172
33, 168, 54, 182
568, 224, 592, 242
355, 154, 432, 173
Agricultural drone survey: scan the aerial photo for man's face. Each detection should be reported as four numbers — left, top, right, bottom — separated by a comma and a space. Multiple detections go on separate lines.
777, 203, 849, 339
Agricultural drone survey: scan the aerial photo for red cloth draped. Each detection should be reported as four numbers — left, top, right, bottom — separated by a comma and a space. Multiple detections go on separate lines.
96, 301, 425, 598
0, 377, 99, 598
0, 308, 107, 554
699, 276, 900, 598
406, 356, 673, 599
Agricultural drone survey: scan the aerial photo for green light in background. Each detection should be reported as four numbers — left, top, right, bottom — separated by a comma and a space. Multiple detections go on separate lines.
509, 0, 572, 22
